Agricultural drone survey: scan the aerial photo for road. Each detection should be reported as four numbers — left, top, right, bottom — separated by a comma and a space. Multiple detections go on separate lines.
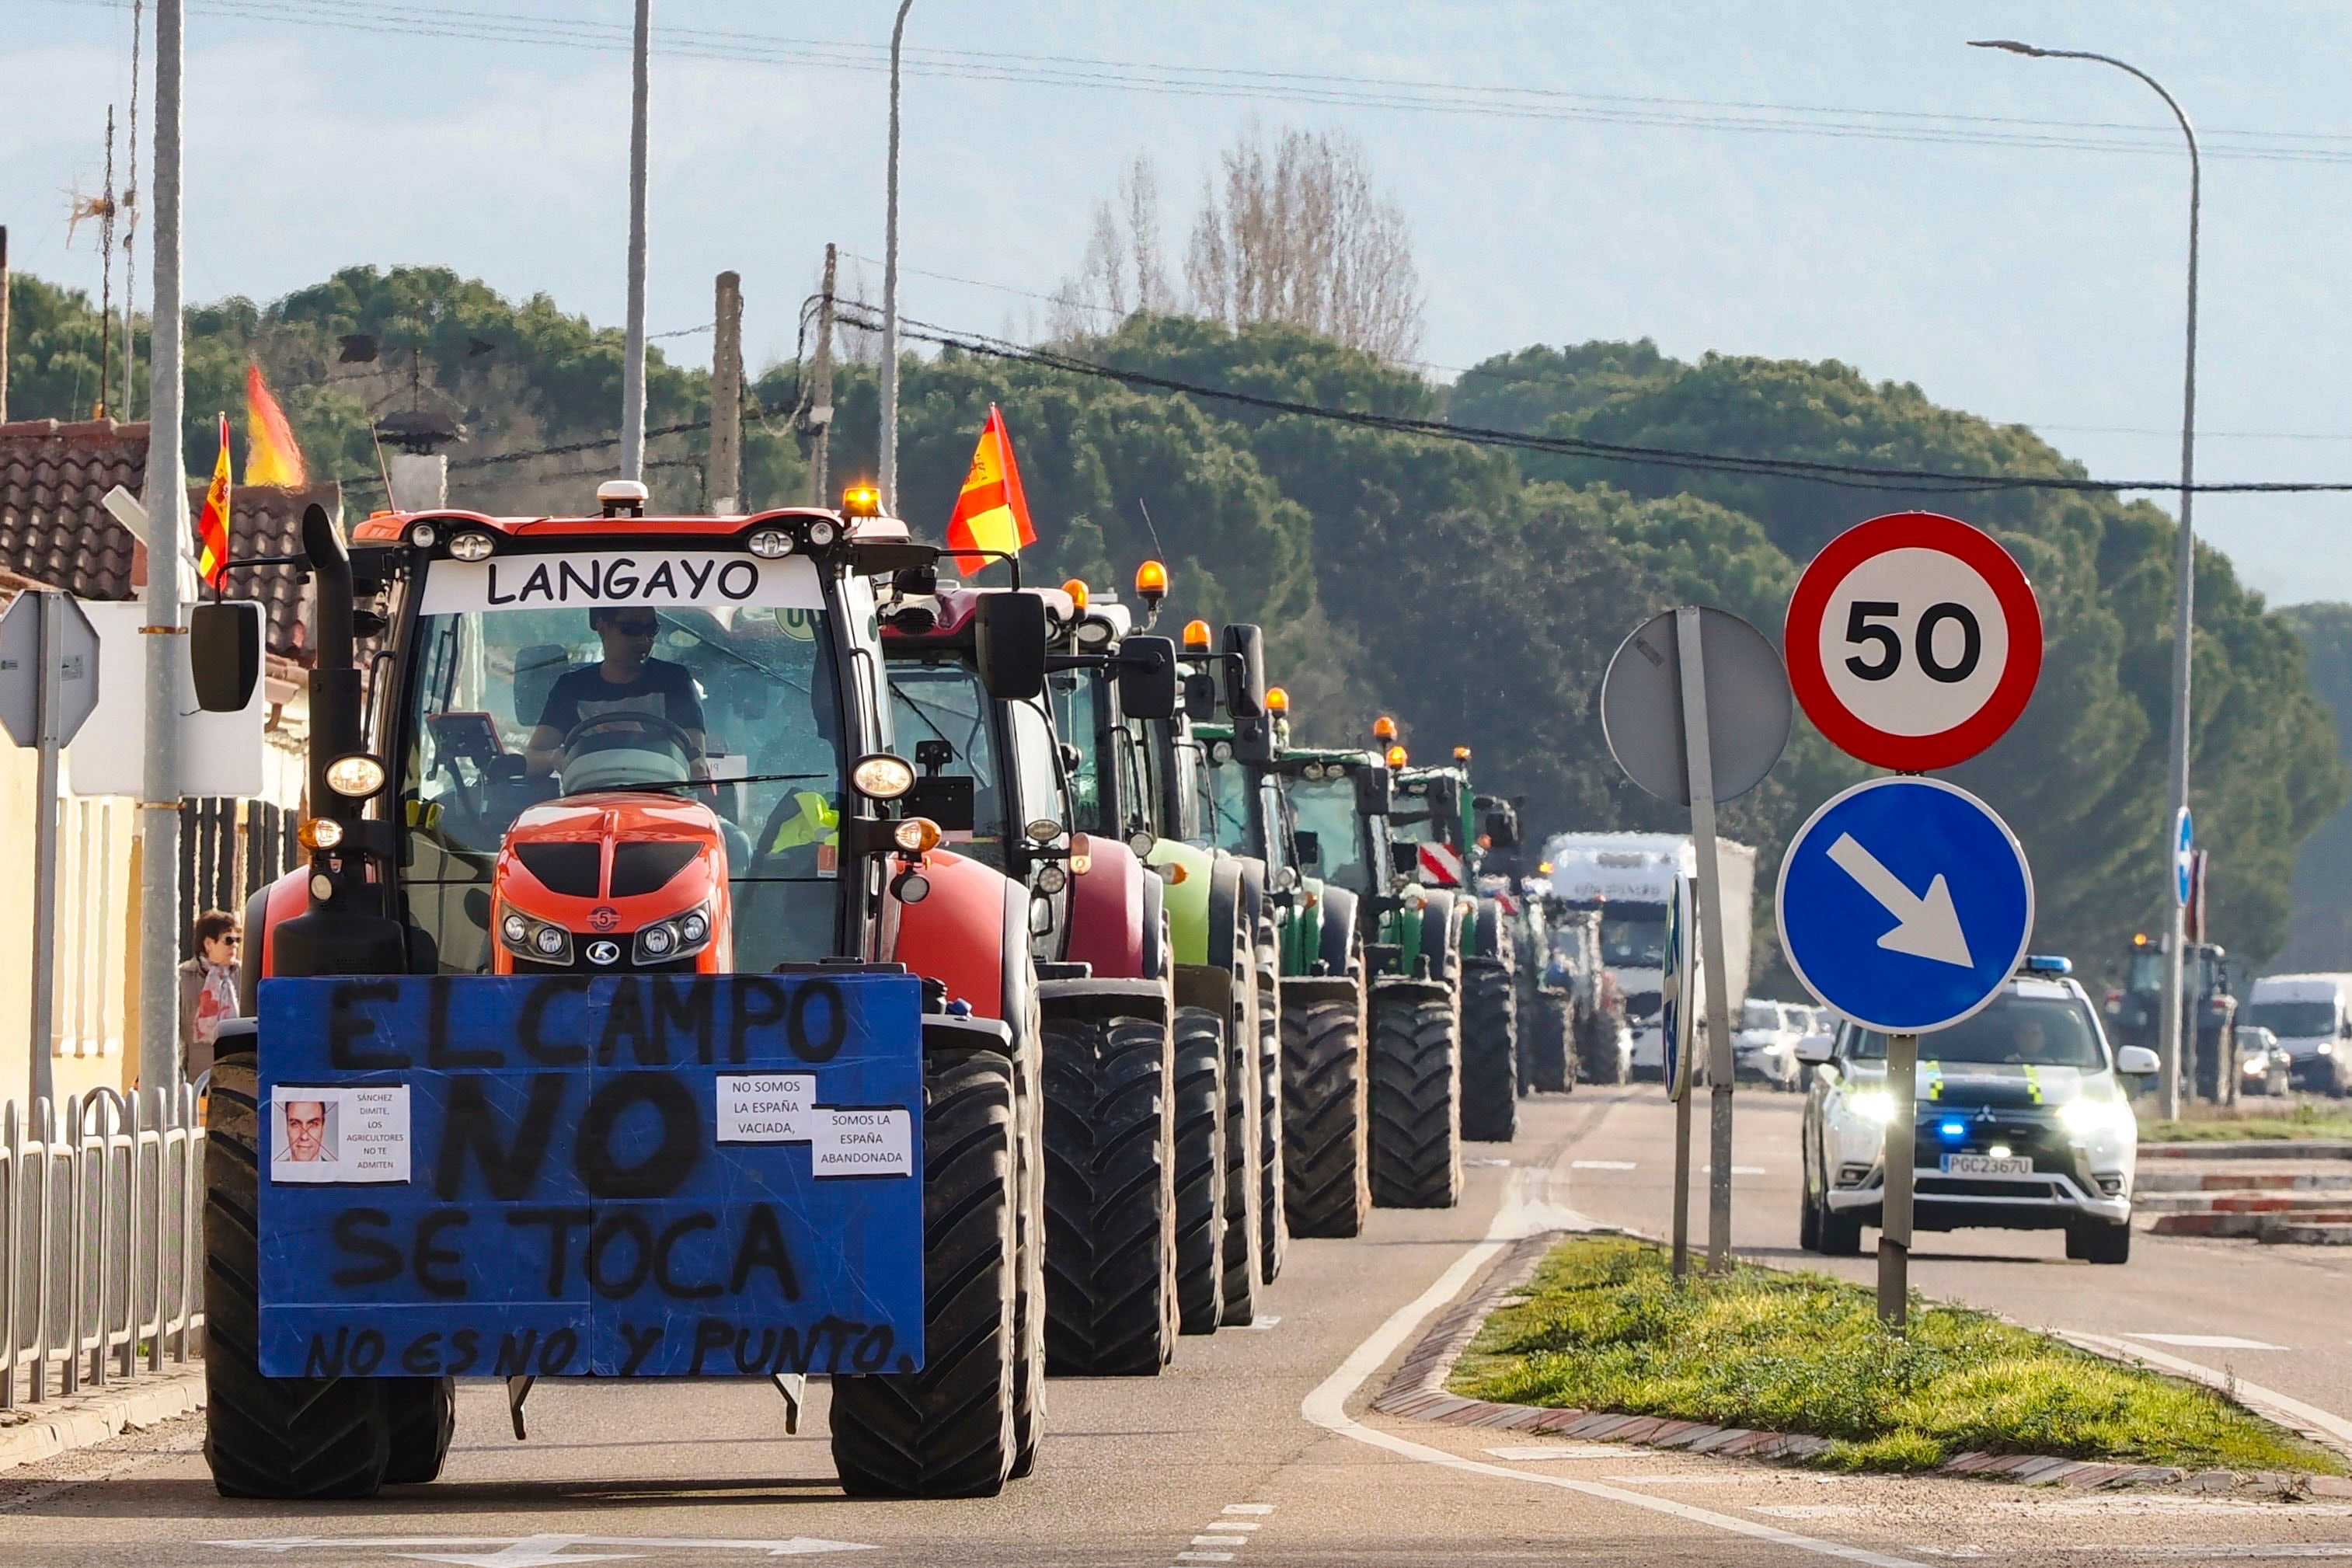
7, 1087, 2352, 1568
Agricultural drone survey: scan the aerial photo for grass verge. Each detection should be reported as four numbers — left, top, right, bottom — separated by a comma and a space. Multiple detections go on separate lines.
1450, 1235, 2340, 1473
2144, 1102, 2352, 1142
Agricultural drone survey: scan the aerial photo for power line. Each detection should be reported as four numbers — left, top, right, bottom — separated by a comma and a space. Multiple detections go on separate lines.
44, 0, 2352, 166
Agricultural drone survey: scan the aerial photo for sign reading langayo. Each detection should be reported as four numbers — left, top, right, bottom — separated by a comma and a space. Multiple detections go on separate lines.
255, 972, 925, 1380
418, 551, 824, 615
1784, 513, 2042, 770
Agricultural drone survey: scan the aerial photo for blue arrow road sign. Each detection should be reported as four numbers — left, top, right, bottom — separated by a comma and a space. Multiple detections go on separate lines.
2175, 808, 2194, 907
1777, 777, 2035, 1036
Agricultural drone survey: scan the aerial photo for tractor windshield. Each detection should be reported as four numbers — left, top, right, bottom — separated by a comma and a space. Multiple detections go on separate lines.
397, 582, 848, 975
1201, 751, 1253, 855
1288, 773, 1370, 894
1048, 667, 1106, 835
888, 660, 1009, 869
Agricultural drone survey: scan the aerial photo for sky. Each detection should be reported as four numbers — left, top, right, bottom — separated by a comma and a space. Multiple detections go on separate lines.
6, 0, 2352, 602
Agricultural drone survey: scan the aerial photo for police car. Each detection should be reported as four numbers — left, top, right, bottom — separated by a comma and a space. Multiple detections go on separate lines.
1796, 957, 2159, 1266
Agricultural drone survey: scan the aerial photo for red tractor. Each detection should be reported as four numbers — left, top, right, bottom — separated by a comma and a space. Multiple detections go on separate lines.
192, 483, 1058, 1500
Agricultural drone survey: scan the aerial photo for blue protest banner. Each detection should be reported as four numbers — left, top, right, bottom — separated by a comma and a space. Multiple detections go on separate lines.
255, 972, 926, 1380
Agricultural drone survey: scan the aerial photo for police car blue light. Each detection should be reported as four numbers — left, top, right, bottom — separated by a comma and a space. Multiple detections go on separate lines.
1939, 1120, 1967, 1140
2021, 954, 2073, 976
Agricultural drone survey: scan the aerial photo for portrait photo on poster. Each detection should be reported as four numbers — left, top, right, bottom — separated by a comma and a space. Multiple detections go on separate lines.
270, 1085, 413, 1185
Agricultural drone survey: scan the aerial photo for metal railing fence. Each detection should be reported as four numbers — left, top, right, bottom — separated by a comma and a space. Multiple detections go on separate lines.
1, 1085, 205, 1408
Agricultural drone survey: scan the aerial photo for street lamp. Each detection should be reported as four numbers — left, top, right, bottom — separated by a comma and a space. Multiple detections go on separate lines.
878, 0, 914, 514
1971, 39, 2201, 1120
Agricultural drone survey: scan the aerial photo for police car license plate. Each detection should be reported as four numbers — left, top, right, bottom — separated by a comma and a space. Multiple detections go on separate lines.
1943, 1154, 2032, 1176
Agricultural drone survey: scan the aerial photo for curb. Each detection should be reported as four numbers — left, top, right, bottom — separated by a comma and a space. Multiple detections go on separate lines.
1367, 1233, 2263, 1492
0, 1367, 206, 1475
2141, 1141, 2352, 1162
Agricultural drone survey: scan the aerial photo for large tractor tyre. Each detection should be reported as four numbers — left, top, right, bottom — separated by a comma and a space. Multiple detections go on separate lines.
381, 1377, 457, 1485
1528, 994, 1573, 1095
1368, 991, 1463, 1210
832, 1049, 1019, 1500
1009, 1014, 1047, 1481
203, 1052, 392, 1501
1256, 967, 1287, 1285
1281, 997, 1371, 1238
1459, 964, 1519, 1144
1040, 1015, 1173, 1378
1218, 976, 1263, 1327
1577, 1007, 1629, 1086
1171, 1006, 1228, 1335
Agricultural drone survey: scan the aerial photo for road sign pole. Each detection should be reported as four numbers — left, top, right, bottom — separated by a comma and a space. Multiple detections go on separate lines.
1878, 1030, 1918, 1328
1674, 608, 1739, 1274
28, 594, 61, 1111
1671, 1061, 1692, 1281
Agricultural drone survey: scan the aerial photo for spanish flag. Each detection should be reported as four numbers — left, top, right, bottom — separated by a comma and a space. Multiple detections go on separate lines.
242, 362, 308, 488
197, 413, 232, 593
944, 404, 1037, 575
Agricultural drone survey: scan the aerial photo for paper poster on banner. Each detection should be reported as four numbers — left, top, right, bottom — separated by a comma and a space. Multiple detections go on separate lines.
812, 1107, 914, 1178
270, 1086, 410, 1184
716, 1073, 818, 1143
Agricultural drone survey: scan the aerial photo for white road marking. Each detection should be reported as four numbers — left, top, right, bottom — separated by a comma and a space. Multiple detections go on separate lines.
205, 1538, 875, 1566
1571, 1159, 1636, 1170
1174, 1556, 1233, 1563
1700, 1165, 1768, 1176
1483, 1444, 1652, 1461
1300, 1168, 1932, 1568
1235, 1315, 1282, 1330
2122, 1333, 2287, 1350
1220, 1505, 1274, 1515
1203, 1523, 1259, 1531
1191, 1537, 1249, 1547
1467, 1157, 1514, 1168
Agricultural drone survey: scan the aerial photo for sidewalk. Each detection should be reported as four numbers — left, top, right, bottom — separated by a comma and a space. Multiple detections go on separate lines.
0, 1366, 206, 1474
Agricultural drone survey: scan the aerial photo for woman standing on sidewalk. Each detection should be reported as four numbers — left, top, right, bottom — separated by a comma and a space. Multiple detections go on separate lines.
178, 909, 242, 1085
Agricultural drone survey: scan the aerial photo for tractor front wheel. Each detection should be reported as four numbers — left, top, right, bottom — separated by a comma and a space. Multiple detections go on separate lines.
1459, 963, 1518, 1142
1171, 1006, 1228, 1334
1041, 1015, 1174, 1377
1369, 990, 1462, 1209
1281, 996, 1370, 1237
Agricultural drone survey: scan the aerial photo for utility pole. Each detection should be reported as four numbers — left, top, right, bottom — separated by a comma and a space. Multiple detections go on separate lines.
807, 244, 836, 505
1, 225, 11, 422
877, 0, 913, 511
138, 0, 186, 1114
709, 270, 742, 513
618, 0, 650, 482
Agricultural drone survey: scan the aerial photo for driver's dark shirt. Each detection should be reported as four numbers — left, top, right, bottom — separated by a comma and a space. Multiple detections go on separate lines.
537, 658, 706, 739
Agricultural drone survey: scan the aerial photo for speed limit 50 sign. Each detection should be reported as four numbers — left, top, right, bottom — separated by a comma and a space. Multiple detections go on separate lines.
1785, 512, 2042, 770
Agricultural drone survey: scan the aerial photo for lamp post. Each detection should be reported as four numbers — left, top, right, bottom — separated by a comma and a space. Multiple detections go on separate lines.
877, 0, 914, 514
1971, 40, 2200, 1120
620, 0, 651, 483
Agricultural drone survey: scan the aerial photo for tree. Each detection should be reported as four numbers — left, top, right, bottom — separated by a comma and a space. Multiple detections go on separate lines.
1050, 155, 1173, 340
1182, 127, 1423, 364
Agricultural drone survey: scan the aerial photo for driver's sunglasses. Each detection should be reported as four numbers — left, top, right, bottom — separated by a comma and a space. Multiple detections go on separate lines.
611, 618, 660, 639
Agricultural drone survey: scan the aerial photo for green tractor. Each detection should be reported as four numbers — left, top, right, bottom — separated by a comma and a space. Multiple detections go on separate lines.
1042, 570, 1282, 1329
1200, 690, 1468, 1212
1385, 744, 1523, 1146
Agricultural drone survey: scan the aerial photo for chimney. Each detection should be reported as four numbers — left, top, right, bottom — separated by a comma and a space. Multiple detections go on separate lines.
375, 409, 463, 512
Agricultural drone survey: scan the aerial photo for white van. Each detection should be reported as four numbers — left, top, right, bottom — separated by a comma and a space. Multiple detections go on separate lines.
2242, 974, 2352, 1096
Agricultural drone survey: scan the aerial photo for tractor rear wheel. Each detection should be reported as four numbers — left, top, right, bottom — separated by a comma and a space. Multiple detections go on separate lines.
1009, 1012, 1047, 1480
1256, 967, 1287, 1284
1459, 963, 1518, 1143
832, 1048, 1019, 1498
1369, 990, 1462, 1210
1041, 1015, 1173, 1377
1171, 1006, 1228, 1334
1528, 995, 1573, 1094
381, 1378, 456, 1485
1281, 997, 1369, 1238
1219, 980, 1263, 1326
202, 1051, 392, 1500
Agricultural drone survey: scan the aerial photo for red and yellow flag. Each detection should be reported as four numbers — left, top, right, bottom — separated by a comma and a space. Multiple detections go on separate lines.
197, 413, 232, 593
944, 404, 1037, 575
242, 362, 308, 488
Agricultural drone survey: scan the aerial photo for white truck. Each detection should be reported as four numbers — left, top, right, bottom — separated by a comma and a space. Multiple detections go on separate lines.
1540, 831, 1756, 1081
2243, 973, 2352, 1097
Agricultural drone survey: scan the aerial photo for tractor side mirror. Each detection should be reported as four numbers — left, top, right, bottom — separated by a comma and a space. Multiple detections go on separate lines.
1115, 635, 1178, 721
190, 601, 262, 713
1483, 802, 1521, 850
1183, 669, 1219, 720
1355, 761, 1392, 819
1221, 623, 1267, 719
1291, 829, 1322, 866
974, 591, 1048, 701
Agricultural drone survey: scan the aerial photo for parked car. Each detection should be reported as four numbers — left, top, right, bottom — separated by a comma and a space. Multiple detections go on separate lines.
1797, 959, 2156, 1265
2237, 1024, 2291, 1098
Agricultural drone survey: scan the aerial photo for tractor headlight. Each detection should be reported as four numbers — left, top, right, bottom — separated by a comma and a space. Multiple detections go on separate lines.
325, 753, 389, 798
807, 517, 839, 548
635, 900, 718, 967
747, 528, 793, 559
852, 752, 916, 800
497, 907, 574, 967
448, 531, 495, 563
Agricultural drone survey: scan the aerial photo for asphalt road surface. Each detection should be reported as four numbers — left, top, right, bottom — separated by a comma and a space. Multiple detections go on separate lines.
8, 1086, 2352, 1568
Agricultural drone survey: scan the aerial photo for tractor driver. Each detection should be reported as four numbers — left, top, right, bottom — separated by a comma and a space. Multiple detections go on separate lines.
524, 606, 709, 776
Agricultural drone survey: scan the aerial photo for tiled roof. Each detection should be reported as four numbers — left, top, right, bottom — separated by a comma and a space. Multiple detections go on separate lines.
0, 418, 336, 660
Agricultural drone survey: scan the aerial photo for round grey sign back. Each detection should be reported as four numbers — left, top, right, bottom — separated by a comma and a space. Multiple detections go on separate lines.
1601, 606, 1793, 806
